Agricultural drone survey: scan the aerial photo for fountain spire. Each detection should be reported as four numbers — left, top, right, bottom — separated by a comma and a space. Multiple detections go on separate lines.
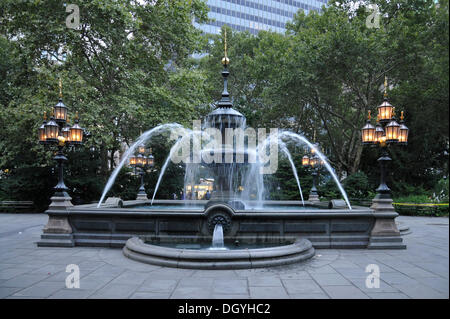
217, 29, 232, 108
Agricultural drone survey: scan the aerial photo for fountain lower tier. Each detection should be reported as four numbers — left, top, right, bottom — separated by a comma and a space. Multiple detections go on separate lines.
37, 200, 406, 251
123, 236, 315, 269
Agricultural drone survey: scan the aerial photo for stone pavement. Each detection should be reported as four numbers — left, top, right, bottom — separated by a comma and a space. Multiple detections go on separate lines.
0, 213, 448, 299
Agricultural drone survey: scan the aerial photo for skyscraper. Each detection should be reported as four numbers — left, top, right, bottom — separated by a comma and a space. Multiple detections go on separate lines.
195, 0, 328, 35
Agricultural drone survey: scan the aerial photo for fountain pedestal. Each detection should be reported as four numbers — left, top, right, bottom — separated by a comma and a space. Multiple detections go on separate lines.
367, 152, 405, 249
38, 150, 75, 247
37, 196, 75, 247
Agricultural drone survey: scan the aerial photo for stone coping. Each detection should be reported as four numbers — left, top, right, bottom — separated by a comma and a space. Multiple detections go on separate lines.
123, 236, 315, 269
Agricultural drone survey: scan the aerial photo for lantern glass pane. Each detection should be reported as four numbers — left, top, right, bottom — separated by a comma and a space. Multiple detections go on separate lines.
302, 156, 309, 166
386, 121, 400, 141
399, 127, 409, 143
55, 106, 67, 121
362, 126, 375, 143
38, 125, 46, 142
378, 104, 393, 121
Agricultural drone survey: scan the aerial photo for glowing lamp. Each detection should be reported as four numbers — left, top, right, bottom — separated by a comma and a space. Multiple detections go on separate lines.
44, 115, 59, 143
69, 113, 83, 144
361, 111, 375, 144
385, 119, 400, 143
38, 112, 47, 144
302, 155, 310, 167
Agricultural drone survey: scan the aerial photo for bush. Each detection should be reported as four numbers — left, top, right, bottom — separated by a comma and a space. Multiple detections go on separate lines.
343, 171, 372, 199
394, 194, 435, 203
318, 171, 373, 201
433, 177, 449, 202
394, 203, 449, 217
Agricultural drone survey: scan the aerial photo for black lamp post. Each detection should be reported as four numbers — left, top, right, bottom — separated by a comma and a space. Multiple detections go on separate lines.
130, 146, 154, 200
360, 76, 409, 249
361, 76, 409, 202
302, 146, 323, 203
38, 79, 84, 203
37, 79, 84, 243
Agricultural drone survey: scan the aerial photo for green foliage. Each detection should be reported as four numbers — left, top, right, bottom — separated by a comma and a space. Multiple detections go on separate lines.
0, 167, 55, 212
394, 194, 435, 204
0, 0, 448, 208
394, 204, 449, 217
343, 171, 372, 199
318, 178, 340, 200
433, 178, 449, 202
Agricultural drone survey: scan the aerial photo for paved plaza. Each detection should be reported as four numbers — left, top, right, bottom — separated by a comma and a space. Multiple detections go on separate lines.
0, 213, 448, 299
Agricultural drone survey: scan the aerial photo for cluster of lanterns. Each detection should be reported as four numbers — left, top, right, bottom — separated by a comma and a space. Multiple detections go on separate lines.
130, 145, 154, 169
302, 146, 324, 168
38, 79, 83, 146
361, 77, 409, 146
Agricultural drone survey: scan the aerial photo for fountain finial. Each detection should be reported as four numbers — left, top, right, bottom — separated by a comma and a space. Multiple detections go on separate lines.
222, 29, 230, 66
217, 27, 232, 108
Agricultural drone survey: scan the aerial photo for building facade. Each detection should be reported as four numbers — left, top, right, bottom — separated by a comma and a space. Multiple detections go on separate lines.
195, 0, 328, 35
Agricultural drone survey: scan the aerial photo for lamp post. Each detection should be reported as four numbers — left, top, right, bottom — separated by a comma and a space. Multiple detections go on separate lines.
37, 79, 84, 245
130, 146, 154, 200
361, 76, 409, 249
302, 146, 322, 203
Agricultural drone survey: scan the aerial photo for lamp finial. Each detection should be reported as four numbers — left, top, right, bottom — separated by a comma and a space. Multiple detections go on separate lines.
368, 110, 371, 120
383, 75, 388, 98
221, 29, 230, 66
400, 111, 404, 121
43, 111, 47, 121
59, 78, 62, 98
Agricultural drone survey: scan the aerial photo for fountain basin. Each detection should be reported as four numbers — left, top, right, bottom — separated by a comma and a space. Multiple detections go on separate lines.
37, 199, 405, 250
123, 236, 315, 269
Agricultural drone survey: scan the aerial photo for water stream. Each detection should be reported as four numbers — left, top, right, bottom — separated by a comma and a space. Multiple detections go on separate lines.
211, 223, 226, 250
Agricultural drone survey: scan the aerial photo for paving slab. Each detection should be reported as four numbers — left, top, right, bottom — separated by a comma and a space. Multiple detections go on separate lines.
249, 286, 288, 299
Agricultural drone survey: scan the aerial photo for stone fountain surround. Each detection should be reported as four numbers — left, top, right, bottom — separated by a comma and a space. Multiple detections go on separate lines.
37, 199, 405, 251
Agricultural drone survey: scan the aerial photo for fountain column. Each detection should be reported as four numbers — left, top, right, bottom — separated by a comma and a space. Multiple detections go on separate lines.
203, 30, 247, 210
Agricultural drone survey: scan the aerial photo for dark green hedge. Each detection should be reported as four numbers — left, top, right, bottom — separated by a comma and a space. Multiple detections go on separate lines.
393, 204, 449, 217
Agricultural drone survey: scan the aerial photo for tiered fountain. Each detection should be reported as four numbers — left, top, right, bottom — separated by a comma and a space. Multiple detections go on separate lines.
38, 33, 405, 267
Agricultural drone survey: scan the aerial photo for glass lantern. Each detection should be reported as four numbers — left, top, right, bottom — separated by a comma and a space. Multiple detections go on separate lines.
136, 153, 144, 167
62, 121, 71, 141
310, 156, 319, 168
302, 155, 310, 167
38, 112, 47, 144
69, 114, 83, 144
385, 119, 400, 143
44, 116, 59, 143
398, 112, 409, 144
362, 121, 376, 144
147, 154, 155, 167
377, 100, 393, 123
374, 121, 384, 144
54, 100, 67, 124
130, 155, 137, 166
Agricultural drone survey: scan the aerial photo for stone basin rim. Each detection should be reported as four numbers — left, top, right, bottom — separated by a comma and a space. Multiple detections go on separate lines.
122, 236, 315, 269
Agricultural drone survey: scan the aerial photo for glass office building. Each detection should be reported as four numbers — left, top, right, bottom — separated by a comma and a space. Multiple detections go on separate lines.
195, 0, 328, 35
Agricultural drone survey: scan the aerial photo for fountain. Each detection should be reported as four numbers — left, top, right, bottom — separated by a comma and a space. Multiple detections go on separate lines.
38, 33, 405, 260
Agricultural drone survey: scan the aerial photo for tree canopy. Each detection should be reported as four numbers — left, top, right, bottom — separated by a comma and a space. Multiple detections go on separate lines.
0, 0, 448, 210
